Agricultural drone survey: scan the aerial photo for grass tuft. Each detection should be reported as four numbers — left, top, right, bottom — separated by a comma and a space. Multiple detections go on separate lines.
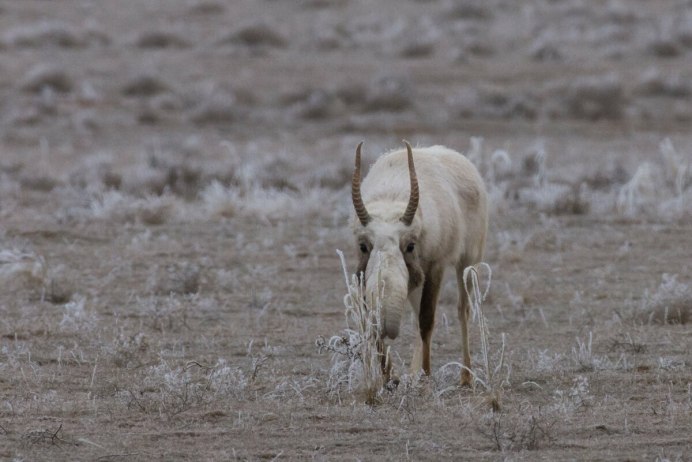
133, 30, 190, 49
476, 408, 555, 451
217, 22, 288, 48
3, 22, 88, 48
616, 162, 658, 217
121, 73, 171, 97
316, 250, 388, 404
463, 263, 510, 408
0, 248, 48, 295
20, 64, 73, 93
638, 273, 690, 325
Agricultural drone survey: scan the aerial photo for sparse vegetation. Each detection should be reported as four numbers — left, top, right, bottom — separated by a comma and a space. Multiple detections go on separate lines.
0, 0, 691, 459
132, 30, 190, 49
476, 408, 556, 451
20, 65, 73, 93
121, 73, 172, 97
638, 273, 691, 325
317, 250, 388, 404
217, 21, 288, 48
2, 21, 103, 48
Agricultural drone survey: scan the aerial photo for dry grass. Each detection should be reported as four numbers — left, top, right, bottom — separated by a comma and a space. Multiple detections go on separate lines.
0, 248, 47, 294
3, 22, 91, 48
216, 21, 288, 48
637, 274, 691, 325
1, 0, 691, 459
364, 75, 415, 112
20, 65, 73, 94
121, 73, 172, 97
317, 250, 388, 404
187, 91, 238, 125
462, 263, 509, 410
132, 30, 190, 49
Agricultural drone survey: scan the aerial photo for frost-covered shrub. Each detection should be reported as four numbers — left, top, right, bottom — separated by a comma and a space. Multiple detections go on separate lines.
200, 181, 342, 222
616, 139, 690, 220
615, 163, 659, 217
132, 30, 190, 49
548, 74, 626, 120
638, 274, 690, 325
552, 375, 593, 414
121, 73, 172, 97
635, 68, 691, 98
187, 90, 237, 125
89, 191, 179, 224
21, 65, 73, 93
59, 296, 98, 332
364, 75, 415, 112
291, 89, 341, 119
444, 0, 493, 21
316, 251, 388, 404
0, 248, 47, 291
126, 359, 249, 414
3, 21, 93, 48
147, 262, 200, 296
450, 86, 540, 120
217, 21, 288, 48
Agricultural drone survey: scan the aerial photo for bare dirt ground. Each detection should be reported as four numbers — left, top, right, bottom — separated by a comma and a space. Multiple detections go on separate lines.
0, 0, 691, 460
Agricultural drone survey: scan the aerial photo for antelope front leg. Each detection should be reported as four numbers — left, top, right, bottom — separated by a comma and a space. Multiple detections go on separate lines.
458, 292, 472, 386
457, 265, 473, 387
419, 268, 442, 376
408, 286, 424, 374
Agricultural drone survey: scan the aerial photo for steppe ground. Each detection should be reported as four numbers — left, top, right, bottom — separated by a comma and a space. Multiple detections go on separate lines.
0, 0, 691, 460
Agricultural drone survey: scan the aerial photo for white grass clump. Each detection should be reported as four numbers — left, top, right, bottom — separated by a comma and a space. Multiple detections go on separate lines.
496, 230, 532, 263
200, 180, 343, 223
521, 182, 577, 213
527, 348, 564, 373
489, 149, 513, 183
89, 191, 179, 225
570, 332, 614, 371
200, 181, 241, 218
3, 21, 87, 48
127, 358, 249, 415
552, 375, 592, 415
462, 263, 510, 408
615, 162, 658, 217
317, 250, 388, 404
20, 64, 73, 94
660, 139, 690, 189
638, 273, 691, 325
204, 359, 249, 399
0, 248, 48, 291
616, 139, 691, 220
59, 296, 98, 332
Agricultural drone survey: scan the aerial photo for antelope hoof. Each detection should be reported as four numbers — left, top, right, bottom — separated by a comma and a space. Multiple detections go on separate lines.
385, 375, 400, 391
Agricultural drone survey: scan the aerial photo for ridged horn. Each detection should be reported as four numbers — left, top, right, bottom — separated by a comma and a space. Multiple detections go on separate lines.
401, 141, 419, 226
352, 142, 371, 226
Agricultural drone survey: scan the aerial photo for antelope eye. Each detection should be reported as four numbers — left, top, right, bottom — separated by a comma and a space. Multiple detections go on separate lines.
406, 242, 415, 253
359, 243, 369, 254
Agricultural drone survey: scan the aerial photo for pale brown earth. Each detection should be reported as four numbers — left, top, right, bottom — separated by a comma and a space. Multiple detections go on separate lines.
0, 0, 691, 460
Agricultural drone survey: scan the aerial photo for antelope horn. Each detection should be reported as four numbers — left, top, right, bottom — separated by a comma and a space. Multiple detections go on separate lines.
401, 141, 419, 226
352, 142, 371, 226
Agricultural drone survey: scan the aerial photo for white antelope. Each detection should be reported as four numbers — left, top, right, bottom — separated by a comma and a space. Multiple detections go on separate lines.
351, 141, 488, 385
